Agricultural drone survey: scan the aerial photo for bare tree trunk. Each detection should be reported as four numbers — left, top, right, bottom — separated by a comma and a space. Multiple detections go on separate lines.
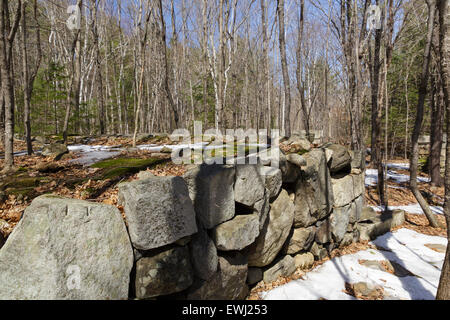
90, 0, 105, 135
429, 75, 444, 186
436, 0, 450, 300
410, 0, 443, 229
277, 0, 291, 137
296, 0, 308, 137
158, 0, 179, 130
0, 0, 21, 173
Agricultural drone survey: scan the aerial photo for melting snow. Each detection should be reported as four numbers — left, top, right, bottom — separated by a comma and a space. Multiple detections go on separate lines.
371, 204, 444, 215
261, 229, 447, 300
365, 168, 430, 187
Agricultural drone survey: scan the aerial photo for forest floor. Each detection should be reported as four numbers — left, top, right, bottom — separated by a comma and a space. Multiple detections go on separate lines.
0, 135, 187, 236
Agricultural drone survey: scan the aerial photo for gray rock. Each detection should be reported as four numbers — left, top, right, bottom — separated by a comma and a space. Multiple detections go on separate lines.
350, 196, 364, 224
187, 252, 248, 300
136, 171, 155, 180
352, 173, 365, 199
212, 214, 260, 251
234, 165, 265, 207
326, 144, 351, 173
357, 210, 404, 241
183, 164, 236, 229
350, 150, 366, 169
285, 136, 312, 153
331, 175, 355, 208
286, 153, 307, 168
247, 268, 263, 285
293, 149, 334, 227
258, 166, 282, 199
315, 219, 332, 244
189, 227, 218, 281
254, 190, 270, 230
294, 252, 314, 270
390, 210, 406, 228
135, 246, 193, 299
283, 227, 315, 255
41, 143, 69, 160
246, 190, 295, 267
118, 176, 197, 250
330, 203, 352, 243
0, 195, 133, 300
359, 206, 378, 222
340, 232, 354, 247
310, 242, 328, 261
263, 255, 296, 283
279, 151, 301, 183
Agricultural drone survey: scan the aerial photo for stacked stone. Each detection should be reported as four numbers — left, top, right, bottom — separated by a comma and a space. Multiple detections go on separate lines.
0, 140, 377, 300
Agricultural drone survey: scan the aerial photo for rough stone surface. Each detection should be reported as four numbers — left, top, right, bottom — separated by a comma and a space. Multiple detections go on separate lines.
331, 174, 355, 208
41, 143, 69, 160
293, 149, 334, 227
357, 210, 404, 241
246, 190, 295, 267
247, 268, 263, 285
0, 195, 133, 300
118, 176, 197, 250
263, 255, 296, 283
294, 252, 314, 270
234, 165, 265, 207
212, 214, 260, 251
135, 246, 193, 299
350, 150, 366, 169
310, 242, 328, 261
326, 144, 351, 173
279, 151, 301, 183
330, 203, 352, 243
187, 252, 248, 300
254, 190, 270, 230
189, 227, 218, 281
359, 206, 378, 222
350, 196, 364, 224
352, 173, 365, 199
283, 227, 315, 255
136, 171, 155, 180
315, 219, 332, 244
258, 166, 282, 199
183, 164, 235, 229
286, 153, 307, 168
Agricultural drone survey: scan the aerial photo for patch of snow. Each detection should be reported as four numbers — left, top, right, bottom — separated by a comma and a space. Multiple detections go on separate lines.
68, 145, 122, 166
365, 168, 430, 187
371, 204, 444, 215
262, 228, 447, 300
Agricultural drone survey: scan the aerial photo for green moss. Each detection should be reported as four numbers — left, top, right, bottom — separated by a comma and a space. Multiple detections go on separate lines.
92, 157, 167, 180
1, 177, 41, 189
6, 187, 36, 199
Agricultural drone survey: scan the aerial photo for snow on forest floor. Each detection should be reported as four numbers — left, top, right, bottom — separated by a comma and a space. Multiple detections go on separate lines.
260, 162, 446, 300
371, 204, 444, 215
365, 168, 430, 187
261, 228, 447, 300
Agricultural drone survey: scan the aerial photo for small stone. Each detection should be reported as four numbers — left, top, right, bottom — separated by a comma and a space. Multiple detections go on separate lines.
135, 246, 193, 299
212, 214, 260, 251
294, 252, 314, 270
263, 255, 296, 283
247, 268, 263, 285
